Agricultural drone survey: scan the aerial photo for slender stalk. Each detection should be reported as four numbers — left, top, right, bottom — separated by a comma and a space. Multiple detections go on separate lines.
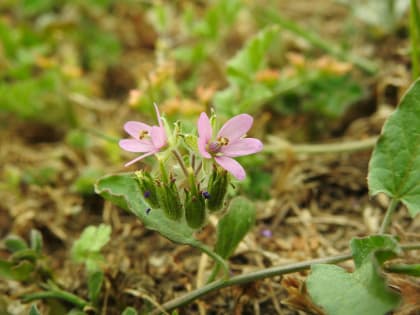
172, 150, 189, 177
264, 136, 378, 155
410, 0, 420, 79
191, 154, 196, 170
194, 161, 203, 176
379, 198, 400, 234
385, 263, 420, 276
206, 263, 221, 284
150, 253, 351, 314
81, 127, 120, 143
257, 8, 377, 74
151, 243, 420, 314
194, 242, 230, 281
21, 290, 89, 309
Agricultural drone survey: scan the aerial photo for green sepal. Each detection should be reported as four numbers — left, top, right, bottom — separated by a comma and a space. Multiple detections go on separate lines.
206, 167, 229, 212
184, 168, 206, 229
135, 170, 160, 209
156, 178, 183, 221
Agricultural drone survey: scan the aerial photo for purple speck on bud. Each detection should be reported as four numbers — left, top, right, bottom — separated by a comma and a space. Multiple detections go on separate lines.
261, 229, 272, 238
144, 191, 151, 198
202, 191, 211, 199
146, 208, 151, 215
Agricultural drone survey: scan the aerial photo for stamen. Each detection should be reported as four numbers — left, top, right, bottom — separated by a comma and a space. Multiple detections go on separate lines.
218, 137, 229, 146
139, 130, 149, 139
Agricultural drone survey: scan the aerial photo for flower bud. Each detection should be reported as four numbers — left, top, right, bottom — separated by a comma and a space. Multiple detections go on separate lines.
135, 171, 160, 209
184, 190, 206, 229
206, 167, 229, 212
184, 167, 206, 228
155, 160, 183, 220
156, 177, 183, 220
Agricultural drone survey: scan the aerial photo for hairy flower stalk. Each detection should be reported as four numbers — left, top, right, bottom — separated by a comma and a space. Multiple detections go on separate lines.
197, 112, 263, 180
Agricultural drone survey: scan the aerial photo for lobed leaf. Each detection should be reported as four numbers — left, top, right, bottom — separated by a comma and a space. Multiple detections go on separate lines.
307, 235, 401, 315
350, 235, 401, 268
307, 263, 400, 315
368, 79, 420, 217
71, 224, 111, 271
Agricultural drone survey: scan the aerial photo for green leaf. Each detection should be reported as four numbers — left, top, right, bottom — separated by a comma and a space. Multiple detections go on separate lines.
5, 235, 28, 253
95, 174, 198, 246
214, 197, 256, 259
121, 307, 138, 315
307, 263, 400, 315
350, 235, 401, 267
87, 270, 104, 304
368, 79, 420, 217
30, 230, 43, 255
29, 304, 41, 315
226, 26, 278, 85
95, 174, 228, 273
307, 235, 401, 315
71, 224, 111, 271
0, 260, 34, 281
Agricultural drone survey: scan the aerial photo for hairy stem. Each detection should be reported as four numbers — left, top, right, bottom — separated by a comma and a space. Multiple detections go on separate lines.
172, 150, 189, 178
264, 136, 377, 155
193, 242, 230, 280
151, 243, 420, 314
379, 198, 400, 234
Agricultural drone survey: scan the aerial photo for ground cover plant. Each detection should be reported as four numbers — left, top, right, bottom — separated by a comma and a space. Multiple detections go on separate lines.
0, 0, 419, 314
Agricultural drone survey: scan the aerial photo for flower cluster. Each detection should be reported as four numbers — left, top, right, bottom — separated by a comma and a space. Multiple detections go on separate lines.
119, 105, 262, 180
119, 105, 263, 228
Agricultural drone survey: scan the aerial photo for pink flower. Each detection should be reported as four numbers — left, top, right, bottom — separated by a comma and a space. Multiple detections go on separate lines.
197, 113, 263, 180
119, 104, 167, 167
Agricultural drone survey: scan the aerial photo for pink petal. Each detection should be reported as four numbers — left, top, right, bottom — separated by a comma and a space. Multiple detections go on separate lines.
197, 112, 212, 158
124, 121, 152, 139
220, 138, 263, 157
198, 137, 211, 158
215, 156, 246, 181
124, 151, 157, 167
154, 103, 163, 129
119, 139, 154, 152
217, 114, 253, 142
150, 126, 167, 149
198, 112, 212, 140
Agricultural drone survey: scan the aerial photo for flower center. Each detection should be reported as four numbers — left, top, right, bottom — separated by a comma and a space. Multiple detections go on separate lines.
139, 130, 149, 139
208, 137, 229, 154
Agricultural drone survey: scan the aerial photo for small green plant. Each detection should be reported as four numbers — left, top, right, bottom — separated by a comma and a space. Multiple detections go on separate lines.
96, 105, 262, 282
96, 81, 420, 315
71, 224, 111, 306
21, 225, 111, 314
213, 26, 364, 121
0, 230, 48, 282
